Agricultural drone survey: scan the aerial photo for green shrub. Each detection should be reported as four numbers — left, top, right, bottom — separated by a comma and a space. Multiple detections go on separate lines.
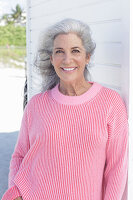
0, 25, 26, 46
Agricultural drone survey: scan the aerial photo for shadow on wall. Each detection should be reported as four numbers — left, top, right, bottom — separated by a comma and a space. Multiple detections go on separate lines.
0, 131, 18, 199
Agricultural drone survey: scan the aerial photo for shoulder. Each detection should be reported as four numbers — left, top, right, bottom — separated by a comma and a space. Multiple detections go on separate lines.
29, 91, 49, 104
95, 83, 128, 120
99, 85, 128, 123
98, 84, 125, 107
25, 91, 49, 111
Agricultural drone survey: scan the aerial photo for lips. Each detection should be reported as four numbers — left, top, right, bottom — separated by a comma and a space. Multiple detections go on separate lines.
61, 67, 77, 71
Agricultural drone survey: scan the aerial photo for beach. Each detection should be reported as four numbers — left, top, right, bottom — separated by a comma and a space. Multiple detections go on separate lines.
0, 67, 25, 198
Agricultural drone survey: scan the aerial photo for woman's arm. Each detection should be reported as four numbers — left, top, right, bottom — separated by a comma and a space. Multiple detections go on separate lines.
103, 94, 128, 199
9, 104, 30, 187
2, 102, 31, 200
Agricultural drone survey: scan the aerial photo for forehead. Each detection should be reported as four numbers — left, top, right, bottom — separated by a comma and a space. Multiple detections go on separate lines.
53, 33, 83, 47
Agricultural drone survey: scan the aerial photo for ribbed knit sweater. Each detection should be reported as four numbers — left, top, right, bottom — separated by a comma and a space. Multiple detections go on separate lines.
2, 82, 128, 200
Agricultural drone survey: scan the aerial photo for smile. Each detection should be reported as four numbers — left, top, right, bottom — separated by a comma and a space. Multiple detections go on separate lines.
61, 67, 77, 71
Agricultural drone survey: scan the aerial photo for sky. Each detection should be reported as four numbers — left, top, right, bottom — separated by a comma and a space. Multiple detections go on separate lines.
0, 0, 26, 17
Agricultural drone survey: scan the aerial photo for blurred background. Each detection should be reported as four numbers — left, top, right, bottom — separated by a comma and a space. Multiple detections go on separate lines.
0, 0, 26, 198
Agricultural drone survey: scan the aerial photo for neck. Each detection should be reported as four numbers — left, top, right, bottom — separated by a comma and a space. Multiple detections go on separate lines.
59, 79, 92, 96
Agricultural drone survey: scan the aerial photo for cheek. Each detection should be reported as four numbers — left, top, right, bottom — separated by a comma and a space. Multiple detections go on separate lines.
52, 57, 61, 66
77, 55, 86, 63
78, 58, 87, 67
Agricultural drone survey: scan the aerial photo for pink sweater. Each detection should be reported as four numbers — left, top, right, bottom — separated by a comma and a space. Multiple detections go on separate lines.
2, 82, 128, 200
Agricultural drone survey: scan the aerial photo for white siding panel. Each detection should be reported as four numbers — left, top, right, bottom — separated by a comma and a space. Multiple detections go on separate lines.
27, 0, 127, 98
27, 0, 127, 97
90, 65, 121, 88
30, 0, 121, 20
94, 43, 122, 65
29, 0, 121, 31
90, 21, 122, 43
129, 2, 133, 196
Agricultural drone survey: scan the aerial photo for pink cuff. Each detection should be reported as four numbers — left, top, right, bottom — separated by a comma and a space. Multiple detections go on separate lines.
2, 185, 21, 200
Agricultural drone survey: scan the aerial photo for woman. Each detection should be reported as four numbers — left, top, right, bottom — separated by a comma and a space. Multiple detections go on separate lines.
2, 18, 128, 200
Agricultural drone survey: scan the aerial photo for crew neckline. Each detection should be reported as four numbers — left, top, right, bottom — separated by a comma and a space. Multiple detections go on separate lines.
49, 82, 102, 105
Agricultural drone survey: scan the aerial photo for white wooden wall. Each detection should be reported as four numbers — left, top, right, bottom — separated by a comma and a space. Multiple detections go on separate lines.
26, 0, 129, 102
26, 0, 132, 199
128, 1, 133, 199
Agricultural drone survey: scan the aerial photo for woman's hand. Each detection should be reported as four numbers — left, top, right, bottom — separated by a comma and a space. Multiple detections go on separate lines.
14, 197, 23, 200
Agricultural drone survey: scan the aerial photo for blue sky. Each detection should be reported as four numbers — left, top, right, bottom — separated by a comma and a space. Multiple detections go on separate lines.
0, 0, 26, 17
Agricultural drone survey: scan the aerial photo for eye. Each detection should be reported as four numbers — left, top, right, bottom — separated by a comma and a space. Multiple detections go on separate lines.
72, 49, 80, 53
55, 50, 64, 54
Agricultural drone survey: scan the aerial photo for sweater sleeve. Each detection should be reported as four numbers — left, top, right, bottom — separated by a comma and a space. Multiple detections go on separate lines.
103, 93, 128, 200
2, 100, 32, 200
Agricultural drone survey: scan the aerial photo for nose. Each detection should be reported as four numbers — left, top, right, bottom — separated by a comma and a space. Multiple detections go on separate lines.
63, 52, 72, 65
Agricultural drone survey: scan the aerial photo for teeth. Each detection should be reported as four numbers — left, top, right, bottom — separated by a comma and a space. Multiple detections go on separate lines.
63, 68, 76, 71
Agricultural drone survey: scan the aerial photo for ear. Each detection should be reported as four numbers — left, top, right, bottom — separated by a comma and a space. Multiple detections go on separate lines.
86, 53, 90, 64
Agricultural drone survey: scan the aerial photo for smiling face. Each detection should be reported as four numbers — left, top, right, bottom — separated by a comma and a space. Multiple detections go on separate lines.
50, 33, 90, 84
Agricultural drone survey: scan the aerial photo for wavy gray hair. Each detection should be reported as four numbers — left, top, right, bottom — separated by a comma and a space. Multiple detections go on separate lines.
34, 18, 96, 92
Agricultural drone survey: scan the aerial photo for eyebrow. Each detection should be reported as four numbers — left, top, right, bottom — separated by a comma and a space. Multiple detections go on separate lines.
72, 47, 81, 49
54, 48, 63, 50
54, 47, 82, 50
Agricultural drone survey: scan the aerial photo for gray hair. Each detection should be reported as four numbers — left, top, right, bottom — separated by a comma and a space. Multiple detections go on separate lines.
34, 18, 96, 92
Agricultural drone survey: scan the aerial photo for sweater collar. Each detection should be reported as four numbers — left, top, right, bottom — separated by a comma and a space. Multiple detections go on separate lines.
49, 82, 102, 105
